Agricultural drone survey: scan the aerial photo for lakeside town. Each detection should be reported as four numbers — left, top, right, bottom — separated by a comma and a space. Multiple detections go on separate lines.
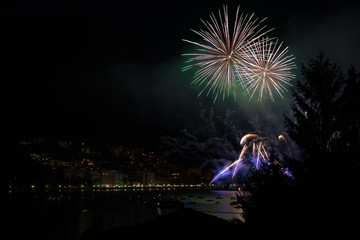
9, 137, 219, 192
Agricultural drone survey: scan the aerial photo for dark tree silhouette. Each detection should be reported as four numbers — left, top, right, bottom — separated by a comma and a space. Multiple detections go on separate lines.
333, 66, 360, 168
283, 53, 360, 235
237, 151, 303, 237
284, 52, 343, 176
284, 53, 360, 178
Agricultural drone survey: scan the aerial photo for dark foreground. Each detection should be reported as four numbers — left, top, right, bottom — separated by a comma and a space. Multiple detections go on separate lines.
8, 189, 360, 239
82, 205, 360, 240
81, 208, 237, 239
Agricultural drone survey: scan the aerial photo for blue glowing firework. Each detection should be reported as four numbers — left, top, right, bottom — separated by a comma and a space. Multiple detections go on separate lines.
210, 133, 293, 183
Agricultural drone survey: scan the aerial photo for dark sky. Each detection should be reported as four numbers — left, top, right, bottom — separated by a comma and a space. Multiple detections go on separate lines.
6, 0, 360, 147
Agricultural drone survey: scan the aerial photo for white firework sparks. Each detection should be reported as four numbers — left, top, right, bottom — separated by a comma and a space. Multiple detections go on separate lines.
182, 5, 296, 102
240, 38, 296, 102
182, 5, 271, 102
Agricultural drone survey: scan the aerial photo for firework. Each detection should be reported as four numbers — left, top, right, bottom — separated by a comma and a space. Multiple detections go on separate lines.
211, 160, 238, 183
239, 38, 296, 102
278, 134, 292, 157
240, 133, 260, 145
183, 6, 296, 102
210, 133, 293, 183
232, 144, 248, 178
182, 5, 271, 102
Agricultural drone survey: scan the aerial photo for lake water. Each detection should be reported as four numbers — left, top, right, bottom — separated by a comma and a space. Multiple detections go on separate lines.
9, 189, 243, 240
170, 190, 243, 221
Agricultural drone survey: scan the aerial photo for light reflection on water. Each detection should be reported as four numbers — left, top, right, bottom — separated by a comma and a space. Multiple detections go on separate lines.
175, 190, 244, 222
11, 189, 243, 239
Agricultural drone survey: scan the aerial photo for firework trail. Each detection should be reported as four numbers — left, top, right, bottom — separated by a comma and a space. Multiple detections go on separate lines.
232, 144, 248, 178
240, 38, 296, 102
210, 133, 264, 183
210, 133, 293, 183
240, 133, 260, 145
210, 160, 238, 183
182, 5, 271, 102
278, 134, 292, 157
182, 5, 296, 102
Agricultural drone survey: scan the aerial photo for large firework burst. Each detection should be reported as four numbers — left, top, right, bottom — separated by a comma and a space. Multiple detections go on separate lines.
182, 5, 296, 102
240, 38, 296, 102
182, 5, 271, 102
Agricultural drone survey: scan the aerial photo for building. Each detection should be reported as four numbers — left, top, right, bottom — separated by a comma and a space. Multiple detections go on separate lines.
125, 171, 143, 186
113, 171, 124, 186
170, 172, 183, 184
101, 170, 124, 187
92, 171, 101, 186
185, 168, 203, 184
186, 168, 202, 177
142, 170, 156, 186
58, 140, 72, 149
101, 170, 114, 187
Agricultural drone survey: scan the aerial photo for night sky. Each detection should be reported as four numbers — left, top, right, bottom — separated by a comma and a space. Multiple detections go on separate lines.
6, 0, 360, 148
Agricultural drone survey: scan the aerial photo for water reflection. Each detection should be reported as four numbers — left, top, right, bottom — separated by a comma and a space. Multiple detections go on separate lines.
10, 190, 242, 239
180, 190, 244, 222
77, 211, 93, 239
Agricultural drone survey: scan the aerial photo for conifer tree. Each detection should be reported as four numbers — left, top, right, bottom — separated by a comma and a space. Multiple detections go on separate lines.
334, 66, 360, 167
284, 53, 343, 174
